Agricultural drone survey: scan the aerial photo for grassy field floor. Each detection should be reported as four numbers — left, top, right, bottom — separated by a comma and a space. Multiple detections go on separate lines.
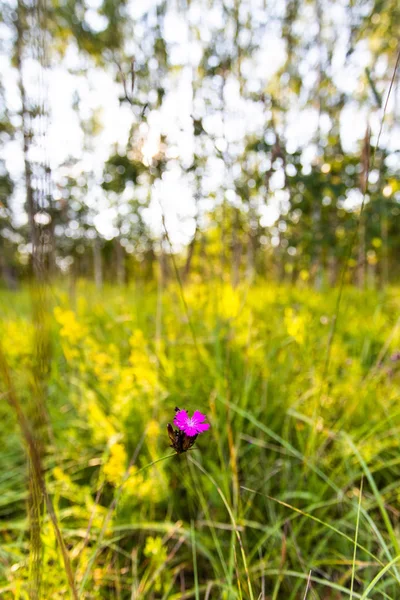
1, 281, 400, 599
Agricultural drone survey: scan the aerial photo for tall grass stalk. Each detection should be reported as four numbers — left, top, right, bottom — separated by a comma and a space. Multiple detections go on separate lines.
0, 343, 79, 600
350, 477, 364, 599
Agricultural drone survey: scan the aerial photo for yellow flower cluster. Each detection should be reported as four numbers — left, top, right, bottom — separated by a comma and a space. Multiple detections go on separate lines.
125, 464, 154, 499
84, 338, 118, 385
144, 536, 167, 562
54, 307, 87, 344
102, 439, 165, 502
0, 319, 34, 365
53, 306, 88, 362
103, 442, 127, 486
284, 307, 306, 345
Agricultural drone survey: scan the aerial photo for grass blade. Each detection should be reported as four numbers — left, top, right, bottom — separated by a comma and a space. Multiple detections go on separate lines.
350, 477, 363, 599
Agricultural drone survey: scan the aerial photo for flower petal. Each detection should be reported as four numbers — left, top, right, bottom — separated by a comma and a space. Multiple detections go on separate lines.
192, 410, 207, 424
195, 422, 210, 433
174, 410, 189, 430
184, 425, 199, 436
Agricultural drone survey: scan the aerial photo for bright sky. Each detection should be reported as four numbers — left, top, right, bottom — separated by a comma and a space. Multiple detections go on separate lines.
1, 0, 399, 249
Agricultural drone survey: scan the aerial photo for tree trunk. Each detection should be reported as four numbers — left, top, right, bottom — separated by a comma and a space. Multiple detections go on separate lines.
115, 237, 125, 286
183, 225, 198, 282
0, 250, 18, 289
93, 237, 103, 290
357, 215, 366, 288
357, 125, 370, 288
159, 236, 168, 286
16, 0, 38, 277
220, 200, 227, 281
367, 261, 376, 289
246, 229, 255, 284
381, 211, 389, 287
328, 253, 337, 287
231, 209, 241, 288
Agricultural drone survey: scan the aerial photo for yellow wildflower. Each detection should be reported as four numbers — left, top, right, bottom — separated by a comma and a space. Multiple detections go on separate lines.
103, 443, 127, 486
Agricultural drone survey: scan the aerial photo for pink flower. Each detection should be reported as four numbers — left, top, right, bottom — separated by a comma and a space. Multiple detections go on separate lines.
174, 409, 210, 437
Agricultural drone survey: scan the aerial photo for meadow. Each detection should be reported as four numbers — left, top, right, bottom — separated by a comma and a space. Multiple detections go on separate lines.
1, 280, 400, 599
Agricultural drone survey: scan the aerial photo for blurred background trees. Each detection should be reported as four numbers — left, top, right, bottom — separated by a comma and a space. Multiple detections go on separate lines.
0, 0, 399, 288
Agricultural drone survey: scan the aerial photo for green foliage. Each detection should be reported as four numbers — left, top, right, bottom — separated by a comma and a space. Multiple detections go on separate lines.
0, 164, 13, 206
102, 154, 146, 193
49, 0, 128, 62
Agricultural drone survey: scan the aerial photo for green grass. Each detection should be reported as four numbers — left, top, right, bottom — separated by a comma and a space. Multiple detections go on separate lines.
1, 279, 400, 599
